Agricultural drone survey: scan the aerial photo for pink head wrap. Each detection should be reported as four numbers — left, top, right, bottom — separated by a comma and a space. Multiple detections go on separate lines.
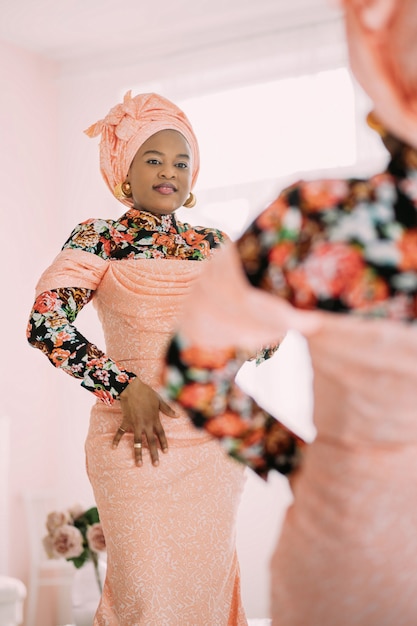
342, 0, 417, 148
85, 91, 200, 207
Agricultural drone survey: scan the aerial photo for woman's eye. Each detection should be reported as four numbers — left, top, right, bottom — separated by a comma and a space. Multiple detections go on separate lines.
147, 159, 161, 165
176, 162, 188, 169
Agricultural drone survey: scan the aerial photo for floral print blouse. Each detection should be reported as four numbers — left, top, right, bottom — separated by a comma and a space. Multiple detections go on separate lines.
163, 138, 417, 477
27, 208, 226, 405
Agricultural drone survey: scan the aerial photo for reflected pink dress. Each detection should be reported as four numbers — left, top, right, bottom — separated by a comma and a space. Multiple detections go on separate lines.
28, 209, 247, 626
270, 313, 417, 625
161, 139, 417, 625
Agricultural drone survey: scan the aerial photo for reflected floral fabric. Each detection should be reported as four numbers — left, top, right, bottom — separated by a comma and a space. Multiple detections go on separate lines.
165, 337, 305, 479
163, 139, 417, 475
239, 143, 417, 319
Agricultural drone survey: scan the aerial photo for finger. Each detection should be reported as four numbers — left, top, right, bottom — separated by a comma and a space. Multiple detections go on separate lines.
145, 434, 160, 466
112, 426, 127, 449
133, 439, 143, 467
153, 423, 169, 454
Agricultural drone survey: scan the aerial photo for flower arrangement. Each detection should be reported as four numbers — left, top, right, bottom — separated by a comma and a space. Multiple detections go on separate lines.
43, 504, 106, 593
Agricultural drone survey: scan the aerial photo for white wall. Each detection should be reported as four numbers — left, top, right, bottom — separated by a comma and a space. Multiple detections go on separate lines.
0, 38, 57, 575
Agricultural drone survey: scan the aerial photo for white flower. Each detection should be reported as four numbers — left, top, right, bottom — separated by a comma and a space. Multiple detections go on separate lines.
391, 272, 417, 291
282, 207, 302, 232
364, 241, 399, 266
371, 202, 394, 222
329, 205, 376, 243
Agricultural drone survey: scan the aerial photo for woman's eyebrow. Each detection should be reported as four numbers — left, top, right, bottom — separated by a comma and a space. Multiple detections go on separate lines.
143, 149, 190, 159
143, 149, 164, 156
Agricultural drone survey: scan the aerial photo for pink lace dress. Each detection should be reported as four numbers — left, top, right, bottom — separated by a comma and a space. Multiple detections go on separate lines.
28, 209, 247, 626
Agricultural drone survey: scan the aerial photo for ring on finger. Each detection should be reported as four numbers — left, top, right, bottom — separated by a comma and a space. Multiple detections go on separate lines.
133, 442, 142, 449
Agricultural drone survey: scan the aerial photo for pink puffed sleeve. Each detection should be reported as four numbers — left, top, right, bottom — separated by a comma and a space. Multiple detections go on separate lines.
35, 248, 108, 296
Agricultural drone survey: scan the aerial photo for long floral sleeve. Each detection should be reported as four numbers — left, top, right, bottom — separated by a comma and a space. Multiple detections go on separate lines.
27, 286, 136, 405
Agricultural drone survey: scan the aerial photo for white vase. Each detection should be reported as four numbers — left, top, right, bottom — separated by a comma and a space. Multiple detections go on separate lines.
71, 556, 107, 626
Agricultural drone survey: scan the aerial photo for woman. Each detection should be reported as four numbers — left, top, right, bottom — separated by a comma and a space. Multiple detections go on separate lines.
27, 92, 247, 625
162, 1, 417, 624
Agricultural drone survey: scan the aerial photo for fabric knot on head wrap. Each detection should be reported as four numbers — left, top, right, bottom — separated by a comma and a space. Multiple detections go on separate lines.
85, 91, 200, 207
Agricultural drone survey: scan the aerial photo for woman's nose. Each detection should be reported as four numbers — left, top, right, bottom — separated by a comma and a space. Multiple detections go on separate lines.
159, 165, 176, 178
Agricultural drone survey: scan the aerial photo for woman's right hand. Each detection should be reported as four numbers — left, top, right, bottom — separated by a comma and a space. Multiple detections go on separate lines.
112, 377, 178, 467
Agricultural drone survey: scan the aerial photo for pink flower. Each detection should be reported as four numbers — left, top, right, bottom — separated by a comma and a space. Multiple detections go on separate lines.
46, 510, 70, 533
86, 523, 106, 552
33, 290, 60, 314
51, 524, 84, 559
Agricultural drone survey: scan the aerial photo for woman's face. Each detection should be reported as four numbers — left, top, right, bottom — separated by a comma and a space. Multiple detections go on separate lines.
126, 129, 193, 215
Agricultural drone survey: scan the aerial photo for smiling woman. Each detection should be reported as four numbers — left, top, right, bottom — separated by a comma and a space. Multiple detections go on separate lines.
125, 130, 193, 214
26, 92, 248, 625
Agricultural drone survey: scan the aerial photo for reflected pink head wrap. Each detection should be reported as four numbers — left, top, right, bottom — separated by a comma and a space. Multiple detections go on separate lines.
85, 91, 200, 207
342, 0, 417, 148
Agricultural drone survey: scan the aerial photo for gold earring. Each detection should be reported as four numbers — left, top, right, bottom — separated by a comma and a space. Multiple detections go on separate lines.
121, 181, 132, 197
183, 192, 196, 208
114, 181, 132, 199
366, 111, 387, 138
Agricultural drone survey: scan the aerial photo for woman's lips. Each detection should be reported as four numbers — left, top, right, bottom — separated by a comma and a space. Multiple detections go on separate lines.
154, 184, 176, 195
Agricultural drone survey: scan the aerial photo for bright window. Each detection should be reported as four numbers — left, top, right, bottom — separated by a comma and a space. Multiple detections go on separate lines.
179, 67, 356, 192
